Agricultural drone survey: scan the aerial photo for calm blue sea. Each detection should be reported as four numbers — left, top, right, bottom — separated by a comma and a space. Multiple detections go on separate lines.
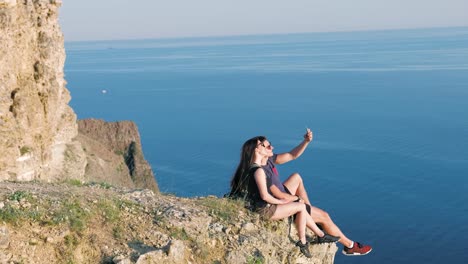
64, 27, 468, 264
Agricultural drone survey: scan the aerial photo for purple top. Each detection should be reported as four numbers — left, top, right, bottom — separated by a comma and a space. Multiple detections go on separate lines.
263, 154, 286, 192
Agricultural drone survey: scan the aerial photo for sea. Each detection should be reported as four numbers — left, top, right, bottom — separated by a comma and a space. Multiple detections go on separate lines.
64, 27, 468, 264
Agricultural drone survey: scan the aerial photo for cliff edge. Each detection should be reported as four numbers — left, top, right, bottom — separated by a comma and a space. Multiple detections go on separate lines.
0, 182, 337, 264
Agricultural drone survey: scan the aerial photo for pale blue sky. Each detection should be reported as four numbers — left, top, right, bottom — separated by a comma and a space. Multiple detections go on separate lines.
59, 0, 468, 41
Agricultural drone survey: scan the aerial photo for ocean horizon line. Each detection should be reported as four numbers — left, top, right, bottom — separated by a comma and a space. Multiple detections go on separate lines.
64, 25, 468, 44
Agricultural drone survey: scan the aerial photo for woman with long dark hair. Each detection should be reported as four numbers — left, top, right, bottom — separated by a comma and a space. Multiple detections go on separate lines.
230, 136, 339, 258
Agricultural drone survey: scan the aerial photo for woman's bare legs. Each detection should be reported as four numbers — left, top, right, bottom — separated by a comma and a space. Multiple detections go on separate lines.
283, 173, 311, 205
304, 212, 325, 237
309, 206, 352, 247
283, 172, 353, 247
270, 202, 327, 243
270, 202, 308, 243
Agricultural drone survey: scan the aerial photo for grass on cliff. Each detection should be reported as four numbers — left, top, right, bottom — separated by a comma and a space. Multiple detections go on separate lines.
0, 184, 146, 264
64, 179, 113, 189
247, 255, 265, 264
0, 189, 139, 233
195, 196, 247, 222
0, 191, 42, 224
195, 196, 285, 230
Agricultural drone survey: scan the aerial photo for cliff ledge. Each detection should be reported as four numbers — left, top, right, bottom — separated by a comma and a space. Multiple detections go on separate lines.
0, 182, 337, 263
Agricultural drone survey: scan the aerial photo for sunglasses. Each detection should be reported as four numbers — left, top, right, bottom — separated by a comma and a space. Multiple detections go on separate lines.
260, 142, 272, 149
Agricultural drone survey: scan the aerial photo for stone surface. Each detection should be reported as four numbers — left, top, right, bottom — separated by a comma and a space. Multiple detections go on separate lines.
0, 0, 85, 182
0, 182, 337, 263
136, 251, 166, 264
113, 255, 132, 264
241, 222, 256, 233
0, 1, 158, 192
0, 226, 10, 249
0, 226, 9, 249
0, 0, 17, 8
77, 118, 159, 193
167, 240, 186, 262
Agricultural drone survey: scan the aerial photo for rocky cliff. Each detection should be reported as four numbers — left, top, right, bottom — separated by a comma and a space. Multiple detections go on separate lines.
0, 0, 158, 193
77, 119, 159, 193
0, 182, 337, 264
0, 0, 86, 181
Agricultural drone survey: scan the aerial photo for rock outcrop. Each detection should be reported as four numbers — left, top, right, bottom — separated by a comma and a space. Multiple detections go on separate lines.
0, 1, 158, 193
0, 0, 86, 181
77, 119, 159, 193
0, 182, 337, 263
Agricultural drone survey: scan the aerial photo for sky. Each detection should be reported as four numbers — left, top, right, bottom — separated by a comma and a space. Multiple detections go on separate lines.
59, 0, 468, 42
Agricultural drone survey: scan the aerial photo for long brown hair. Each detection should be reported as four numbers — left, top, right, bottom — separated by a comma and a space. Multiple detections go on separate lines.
229, 136, 266, 197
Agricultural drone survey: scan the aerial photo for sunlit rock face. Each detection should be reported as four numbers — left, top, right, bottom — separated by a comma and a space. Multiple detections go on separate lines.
77, 119, 159, 193
0, 0, 85, 181
0, 1, 159, 192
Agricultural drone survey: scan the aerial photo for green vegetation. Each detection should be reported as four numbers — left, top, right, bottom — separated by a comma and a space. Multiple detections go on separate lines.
116, 162, 127, 173
0, 191, 43, 225
114, 150, 124, 156
52, 199, 90, 232
0, 189, 138, 235
97, 199, 120, 223
0, 185, 143, 263
247, 256, 264, 264
65, 179, 84, 187
169, 227, 190, 241
8, 190, 33, 202
196, 196, 246, 222
112, 225, 124, 239
116, 198, 139, 211
64, 179, 114, 189
19, 146, 31, 155
64, 234, 79, 247
62, 233, 80, 264
196, 196, 284, 235
93, 181, 113, 189
0, 206, 45, 225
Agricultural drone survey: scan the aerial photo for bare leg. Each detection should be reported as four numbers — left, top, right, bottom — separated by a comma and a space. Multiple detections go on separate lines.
309, 205, 353, 247
283, 173, 353, 247
287, 203, 325, 237
304, 211, 325, 237
294, 210, 307, 244
283, 173, 312, 205
270, 202, 307, 243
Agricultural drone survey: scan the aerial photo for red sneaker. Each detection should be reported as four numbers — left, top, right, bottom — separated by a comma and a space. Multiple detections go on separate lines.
342, 242, 372, 256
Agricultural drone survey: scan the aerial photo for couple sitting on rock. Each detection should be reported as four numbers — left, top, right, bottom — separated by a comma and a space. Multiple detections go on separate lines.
229, 129, 372, 258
